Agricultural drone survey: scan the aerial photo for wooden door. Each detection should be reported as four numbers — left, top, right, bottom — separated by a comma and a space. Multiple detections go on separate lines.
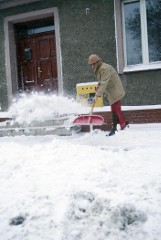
17, 32, 58, 93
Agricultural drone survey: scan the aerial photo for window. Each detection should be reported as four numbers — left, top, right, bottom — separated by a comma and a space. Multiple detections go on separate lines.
115, 0, 161, 72
123, 1, 142, 65
146, 0, 161, 62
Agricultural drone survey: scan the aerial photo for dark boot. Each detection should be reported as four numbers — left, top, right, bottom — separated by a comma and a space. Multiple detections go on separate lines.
108, 127, 116, 136
125, 120, 129, 127
121, 120, 130, 130
108, 112, 118, 136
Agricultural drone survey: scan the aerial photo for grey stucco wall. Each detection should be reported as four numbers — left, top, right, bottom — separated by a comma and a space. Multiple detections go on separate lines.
59, 0, 116, 98
0, 0, 160, 110
121, 70, 161, 106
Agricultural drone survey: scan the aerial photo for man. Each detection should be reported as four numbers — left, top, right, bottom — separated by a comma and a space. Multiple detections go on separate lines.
88, 54, 129, 136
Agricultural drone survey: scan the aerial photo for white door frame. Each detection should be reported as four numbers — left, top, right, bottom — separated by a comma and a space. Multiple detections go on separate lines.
4, 7, 63, 103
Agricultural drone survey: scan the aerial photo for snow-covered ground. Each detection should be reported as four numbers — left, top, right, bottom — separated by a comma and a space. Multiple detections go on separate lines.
0, 93, 161, 240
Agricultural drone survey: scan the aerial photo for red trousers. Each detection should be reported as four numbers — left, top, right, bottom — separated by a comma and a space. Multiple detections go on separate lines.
111, 100, 126, 129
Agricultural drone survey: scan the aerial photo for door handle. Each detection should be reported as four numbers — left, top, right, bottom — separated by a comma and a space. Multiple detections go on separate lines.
38, 67, 42, 78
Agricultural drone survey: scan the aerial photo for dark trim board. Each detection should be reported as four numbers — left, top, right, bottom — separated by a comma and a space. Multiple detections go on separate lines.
0, 118, 12, 122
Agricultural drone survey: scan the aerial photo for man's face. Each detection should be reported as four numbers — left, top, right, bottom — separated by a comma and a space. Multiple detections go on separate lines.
90, 61, 98, 70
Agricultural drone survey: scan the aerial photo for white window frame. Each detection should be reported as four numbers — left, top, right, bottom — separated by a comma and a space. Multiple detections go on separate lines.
114, 0, 161, 73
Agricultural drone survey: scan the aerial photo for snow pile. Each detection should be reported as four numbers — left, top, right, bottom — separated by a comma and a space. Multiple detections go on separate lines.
0, 123, 161, 239
0, 94, 161, 240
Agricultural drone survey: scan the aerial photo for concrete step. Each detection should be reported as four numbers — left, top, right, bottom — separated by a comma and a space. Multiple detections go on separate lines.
0, 126, 72, 137
0, 117, 81, 137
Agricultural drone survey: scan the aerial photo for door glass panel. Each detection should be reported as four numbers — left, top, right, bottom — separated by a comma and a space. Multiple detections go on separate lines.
124, 1, 142, 65
146, 0, 161, 62
16, 22, 54, 38
28, 25, 55, 35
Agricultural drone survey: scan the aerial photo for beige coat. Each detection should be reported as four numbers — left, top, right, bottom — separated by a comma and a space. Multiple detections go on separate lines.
94, 62, 125, 105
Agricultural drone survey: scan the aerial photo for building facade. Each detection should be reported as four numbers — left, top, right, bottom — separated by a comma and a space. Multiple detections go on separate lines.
0, 0, 160, 110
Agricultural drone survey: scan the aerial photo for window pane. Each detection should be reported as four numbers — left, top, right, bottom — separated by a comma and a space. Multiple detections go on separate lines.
28, 25, 55, 35
124, 1, 142, 65
146, 0, 161, 62
15, 23, 54, 38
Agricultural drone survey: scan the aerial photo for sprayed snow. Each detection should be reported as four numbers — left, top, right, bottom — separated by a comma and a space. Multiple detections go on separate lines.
7, 93, 89, 124
0, 93, 160, 122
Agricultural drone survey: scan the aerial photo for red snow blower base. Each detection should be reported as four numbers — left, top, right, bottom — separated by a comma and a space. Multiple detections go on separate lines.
73, 115, 104, 126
